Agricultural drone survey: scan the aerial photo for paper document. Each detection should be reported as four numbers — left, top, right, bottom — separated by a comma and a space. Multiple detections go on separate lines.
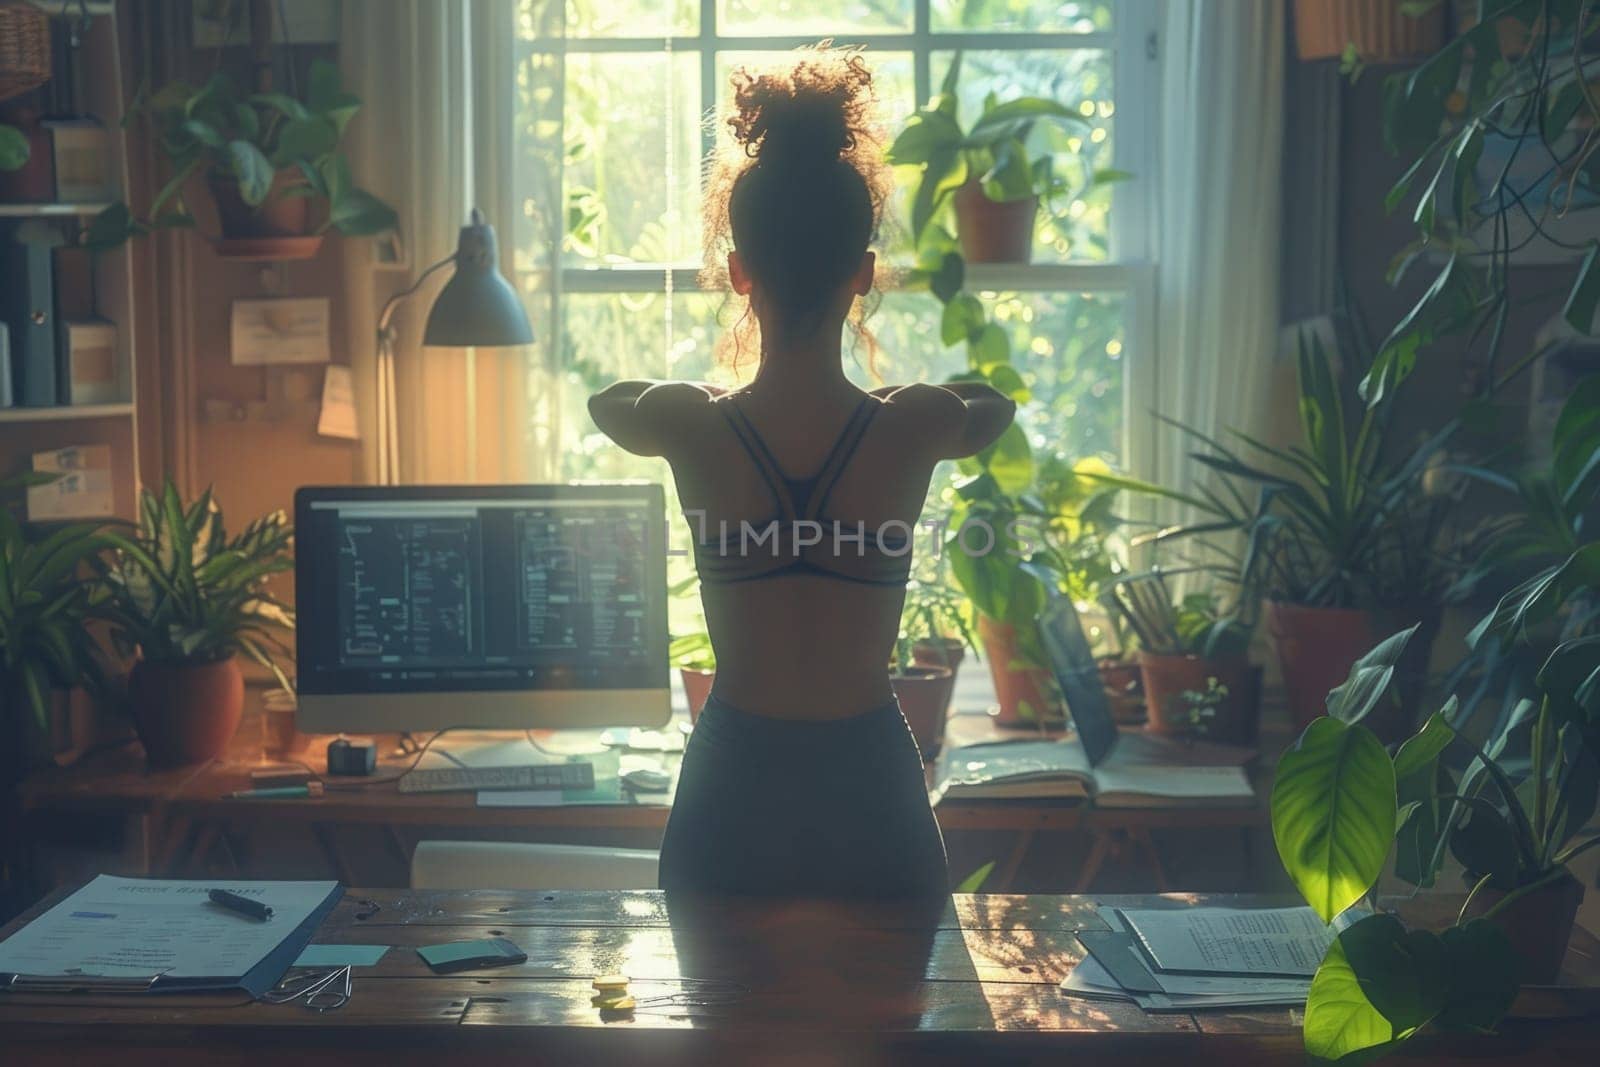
1091, 764, 1253, 806
0, 876, 339, 981
1061, 954, 1309, 1012
294, 944, 390, 967
1115, 906, 1335, 977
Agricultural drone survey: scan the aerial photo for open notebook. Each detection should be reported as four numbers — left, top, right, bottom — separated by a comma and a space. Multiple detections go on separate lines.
930, 735, 1254, 807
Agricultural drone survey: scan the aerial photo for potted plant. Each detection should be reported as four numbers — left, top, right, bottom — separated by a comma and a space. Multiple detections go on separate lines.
670, 631, 716, 723
889, 53, 1111, 264
95, 481, 294, 768
890, 635, 955, 759
1269, 615, 1598, 1062
1104, 573, 1260, 744
1092, 330, 1462, 743
0, 120, 26, 171
901, 564, 977, 679
87, 59, 396, 255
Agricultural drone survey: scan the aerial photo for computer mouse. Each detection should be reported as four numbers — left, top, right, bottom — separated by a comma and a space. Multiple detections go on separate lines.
620, 768, 672, 793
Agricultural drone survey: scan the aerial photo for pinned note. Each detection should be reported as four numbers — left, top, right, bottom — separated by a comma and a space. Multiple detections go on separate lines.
293, 944, 390, 968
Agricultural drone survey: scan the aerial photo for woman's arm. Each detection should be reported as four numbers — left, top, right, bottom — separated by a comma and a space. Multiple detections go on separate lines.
875, 381, 1016, 459
588, 380, 725, 457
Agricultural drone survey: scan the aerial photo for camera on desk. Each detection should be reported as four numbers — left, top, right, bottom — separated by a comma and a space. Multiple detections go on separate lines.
327, 737, 378, 776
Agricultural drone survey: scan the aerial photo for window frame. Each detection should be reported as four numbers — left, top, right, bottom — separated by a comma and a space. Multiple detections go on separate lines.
521, 0, 1162, 467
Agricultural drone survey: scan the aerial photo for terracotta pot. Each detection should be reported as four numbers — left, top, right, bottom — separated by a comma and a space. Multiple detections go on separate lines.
1098, 658, 1145, 725
912, 637, 965, 673
977, 614, 1064, 725
953, 180, 1037, 264
679, 667, 715, 723
128, 656, 244, 769
1464, 869, 1585, 984
1265, 601, 1378, 733
1137, 651, 1260, 744
207, 168, 312, 239
1293, 0, 1445, 62
891, 665, 955, 759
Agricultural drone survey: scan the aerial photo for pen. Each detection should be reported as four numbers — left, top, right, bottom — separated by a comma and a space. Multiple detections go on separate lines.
224, 783, 324, 800
208, 888, 273, 921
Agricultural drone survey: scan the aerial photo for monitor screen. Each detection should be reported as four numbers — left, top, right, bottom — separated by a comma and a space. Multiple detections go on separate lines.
294, 484, 669, 730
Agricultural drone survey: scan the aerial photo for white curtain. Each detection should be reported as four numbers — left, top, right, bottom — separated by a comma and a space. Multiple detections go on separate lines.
340, 0, 558, 484
1151, 2, 1286, 515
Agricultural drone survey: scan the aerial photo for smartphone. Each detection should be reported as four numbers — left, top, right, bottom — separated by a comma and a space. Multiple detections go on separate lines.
416, 937, 528, 974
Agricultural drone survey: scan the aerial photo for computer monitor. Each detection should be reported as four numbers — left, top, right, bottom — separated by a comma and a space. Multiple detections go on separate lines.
294, 484, 670, 732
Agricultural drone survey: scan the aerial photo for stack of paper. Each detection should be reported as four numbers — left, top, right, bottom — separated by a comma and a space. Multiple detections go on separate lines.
1060, 906, 1339, 1012
931, 739, 1253, 806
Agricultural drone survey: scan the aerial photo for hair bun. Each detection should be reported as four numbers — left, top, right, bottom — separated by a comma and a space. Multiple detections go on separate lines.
727, 45, 874, 168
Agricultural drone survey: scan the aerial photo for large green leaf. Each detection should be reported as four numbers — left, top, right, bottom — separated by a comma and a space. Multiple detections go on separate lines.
228, 140, 274, 205
1393, 705, 1457, 887
326, 190, 398, 236
1434, 920, 1518, 1033
1272, 717, 1397, 922
1326, 624, 1420, 725
940, 293, 985, 346
1564, 242, 1600, 335
271, 116, 338, 167
0, 123, 30, 171
887, 109, 963, 165
1304, 931, 1399, 1063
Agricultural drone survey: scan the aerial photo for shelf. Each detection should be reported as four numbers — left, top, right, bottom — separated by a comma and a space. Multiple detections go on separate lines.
0, 403, 133, 423
0, 202, 112, 218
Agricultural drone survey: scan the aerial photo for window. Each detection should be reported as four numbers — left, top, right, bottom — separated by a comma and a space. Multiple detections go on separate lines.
513, 0, 1159, 490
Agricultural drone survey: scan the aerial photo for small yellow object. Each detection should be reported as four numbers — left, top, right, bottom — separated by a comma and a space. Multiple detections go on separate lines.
599, 995, 636, 1012
592, 974, 629, 992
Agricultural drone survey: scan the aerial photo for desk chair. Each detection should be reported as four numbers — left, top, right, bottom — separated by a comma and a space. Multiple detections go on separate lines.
411, 841, 660, 890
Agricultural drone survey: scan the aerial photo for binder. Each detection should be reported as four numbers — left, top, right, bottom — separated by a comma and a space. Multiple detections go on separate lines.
0, 879, 343, 998
0, 222, 59, 406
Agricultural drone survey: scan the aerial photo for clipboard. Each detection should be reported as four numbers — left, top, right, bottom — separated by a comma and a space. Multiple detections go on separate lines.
1, 880, 343, 997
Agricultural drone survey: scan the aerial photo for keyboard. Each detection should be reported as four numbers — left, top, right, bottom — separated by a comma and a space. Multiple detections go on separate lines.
398, 762, 596, 794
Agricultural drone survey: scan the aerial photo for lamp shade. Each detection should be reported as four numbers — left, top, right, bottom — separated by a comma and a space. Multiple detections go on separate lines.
422, 209, 534, 347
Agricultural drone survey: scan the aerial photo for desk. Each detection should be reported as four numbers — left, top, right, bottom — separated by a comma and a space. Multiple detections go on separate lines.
19, 701, 1288, 892
0, 888, 1595, 1065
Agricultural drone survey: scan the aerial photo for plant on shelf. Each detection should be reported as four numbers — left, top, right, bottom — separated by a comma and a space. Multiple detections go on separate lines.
945, 453, 1129, 725
1270, 608, 1599, 1062
888, 52, 1119, 265
95, 480, 294, 768
88, 58, 396, 250
0, 473, 125, 775
900, 559, 979, 673
1090, 329, 1468, 741
1102, 572, 1259, 743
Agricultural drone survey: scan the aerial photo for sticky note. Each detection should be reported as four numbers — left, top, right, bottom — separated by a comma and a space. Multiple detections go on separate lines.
294, 944, 390, 967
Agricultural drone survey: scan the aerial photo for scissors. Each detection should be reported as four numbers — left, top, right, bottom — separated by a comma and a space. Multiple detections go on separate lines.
262, 965, 352, 1011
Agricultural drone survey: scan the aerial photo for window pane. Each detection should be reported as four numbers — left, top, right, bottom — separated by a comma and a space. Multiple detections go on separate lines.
931, 0, 1111, 34
863, 289, 1125, 461
716, 0, 913, 35
562, 53, 701, 266
564, 0, 697, 37
930, 50, 1115, 262
556, 292, 725, 483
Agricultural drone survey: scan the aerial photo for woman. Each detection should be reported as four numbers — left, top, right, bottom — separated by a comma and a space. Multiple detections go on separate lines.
590, 47, 1015, 897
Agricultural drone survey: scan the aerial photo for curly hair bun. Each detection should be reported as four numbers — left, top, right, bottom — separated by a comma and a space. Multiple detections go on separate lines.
727, 44, 875, 169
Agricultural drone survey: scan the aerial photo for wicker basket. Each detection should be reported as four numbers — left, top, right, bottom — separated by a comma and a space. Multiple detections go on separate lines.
0, 3, 51, 103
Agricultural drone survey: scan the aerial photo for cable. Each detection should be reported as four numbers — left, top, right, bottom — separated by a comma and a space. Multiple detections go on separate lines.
297, 725, 556, 790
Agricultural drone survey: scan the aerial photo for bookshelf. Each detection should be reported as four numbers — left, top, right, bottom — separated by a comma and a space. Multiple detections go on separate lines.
0, 3, 141, 518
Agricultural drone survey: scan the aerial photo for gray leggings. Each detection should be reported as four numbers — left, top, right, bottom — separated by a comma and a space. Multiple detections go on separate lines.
659, 694, 949, 897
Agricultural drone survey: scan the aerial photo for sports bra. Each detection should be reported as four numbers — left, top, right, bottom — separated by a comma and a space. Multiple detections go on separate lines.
692, 396, 913, 587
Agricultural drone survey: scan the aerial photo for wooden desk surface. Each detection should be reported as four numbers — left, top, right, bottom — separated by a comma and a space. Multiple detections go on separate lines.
0, 889, 1595, 1066
22, 703, 1287, 835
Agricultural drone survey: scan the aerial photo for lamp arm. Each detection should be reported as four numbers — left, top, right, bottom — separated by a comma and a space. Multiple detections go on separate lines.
376, 254, 460, 347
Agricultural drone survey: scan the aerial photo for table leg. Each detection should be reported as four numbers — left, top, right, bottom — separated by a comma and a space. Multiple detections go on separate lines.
1076, 830, 1114, 892
149, 815, 195, 876
312, 823, 359, 885
989, 829, 1035, 891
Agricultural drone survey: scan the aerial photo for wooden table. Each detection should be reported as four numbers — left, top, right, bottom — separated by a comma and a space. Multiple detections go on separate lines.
18, 702, 1285, 892
0, 888, 1595, 1065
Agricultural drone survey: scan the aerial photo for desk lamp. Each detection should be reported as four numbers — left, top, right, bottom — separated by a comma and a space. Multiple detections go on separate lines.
374, 209, 533, 481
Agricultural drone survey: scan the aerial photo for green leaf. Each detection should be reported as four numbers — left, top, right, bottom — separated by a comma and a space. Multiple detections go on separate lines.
940, 293, 985, 346
1563, 243, 1600, 335
83, 202, 141, 250
969, 323, 1007, 368
1362, 254, 1478, 405
1272, 717, 1397, 922
983, 363, 1030, 404
0, 123, 32, 171
1304, 930, 1398, 1063
1449, 800, 1522, 887
887, 109, 963, 166
1091, 168, 1132, 186
1340, 914, 1450, 1037
954, 860, 995, 893
306, 59, 344, 116
248, 92, 308, 121
979, 137, 1035, 202
271, 116, 338, 167
1326, 625, 1420, 725
928, 250, 964, 304
974, 423, 1033, 496
967, 97, 1089, 145
227, 140, 274, 205
326, 190, 398, 236
1435, 920, 1518, 1033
